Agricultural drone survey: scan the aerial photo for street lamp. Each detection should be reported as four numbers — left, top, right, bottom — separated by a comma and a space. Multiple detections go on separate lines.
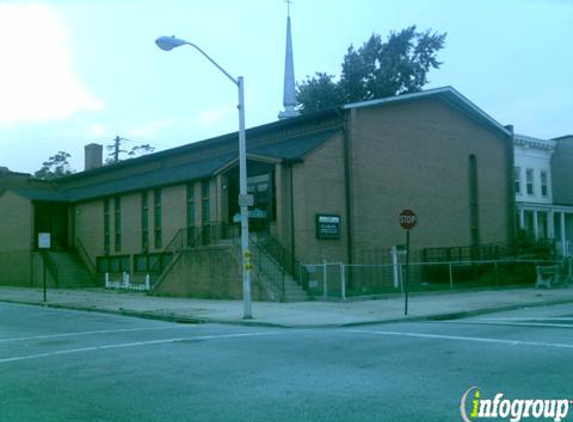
155, 35, 252, 319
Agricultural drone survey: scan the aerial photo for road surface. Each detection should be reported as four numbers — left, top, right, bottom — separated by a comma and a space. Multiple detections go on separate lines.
0, 302, 572, 421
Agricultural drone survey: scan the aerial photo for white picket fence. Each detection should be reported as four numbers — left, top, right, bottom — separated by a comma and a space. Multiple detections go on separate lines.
105, 272, 151, 292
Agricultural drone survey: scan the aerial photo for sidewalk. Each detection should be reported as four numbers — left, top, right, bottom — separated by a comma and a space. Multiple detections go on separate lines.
1, 286, 573, 328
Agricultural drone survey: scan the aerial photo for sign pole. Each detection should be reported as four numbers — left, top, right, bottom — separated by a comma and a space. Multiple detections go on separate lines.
43, 254, 47, 303
38, 233, 51, 303
398, 209, 417, 317
404, 230, 410, 316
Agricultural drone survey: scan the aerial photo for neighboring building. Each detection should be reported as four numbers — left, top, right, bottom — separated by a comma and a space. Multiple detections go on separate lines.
0, 86, 516, 299
551, 135, 573, 255
514, 134, 573, 256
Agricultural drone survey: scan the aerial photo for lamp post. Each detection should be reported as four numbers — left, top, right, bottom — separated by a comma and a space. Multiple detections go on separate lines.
155, 36, 252, 319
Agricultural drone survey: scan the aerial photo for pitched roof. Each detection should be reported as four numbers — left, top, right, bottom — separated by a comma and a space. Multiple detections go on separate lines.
249, 130, 336, 161
57, 129, 338, 202
66, 152, 235, 202
58, 109, 340, 183
11, 189, 69, 202
344, 86, 511, 137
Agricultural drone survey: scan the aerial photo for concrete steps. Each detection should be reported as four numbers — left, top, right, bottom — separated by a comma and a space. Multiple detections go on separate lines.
282, 277, 308, 302
194, 235, 308, 302
45, 251, 96, 288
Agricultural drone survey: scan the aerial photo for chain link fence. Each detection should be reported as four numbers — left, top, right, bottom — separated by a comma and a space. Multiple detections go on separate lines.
302, 258, 570, 300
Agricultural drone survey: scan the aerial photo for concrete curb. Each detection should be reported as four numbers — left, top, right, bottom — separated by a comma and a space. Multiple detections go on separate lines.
1, 294, 573, 329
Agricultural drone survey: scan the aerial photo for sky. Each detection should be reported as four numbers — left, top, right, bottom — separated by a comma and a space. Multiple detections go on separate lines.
0, 0, 571, 174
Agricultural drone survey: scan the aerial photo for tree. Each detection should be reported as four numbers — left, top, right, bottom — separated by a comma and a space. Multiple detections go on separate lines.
33, 151, 75, 180
295, 72, 345, 115
297, 26, 447, 113
105, 136, 155, 165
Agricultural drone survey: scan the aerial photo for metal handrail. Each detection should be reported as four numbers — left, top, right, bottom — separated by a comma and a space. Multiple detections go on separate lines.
256, 234, 305, 288
249, 239, 285, 300
75, 237, 96, 276
163, 228, 186, 254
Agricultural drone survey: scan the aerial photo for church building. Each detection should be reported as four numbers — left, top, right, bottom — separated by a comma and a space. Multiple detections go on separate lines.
0, 11, 517, 300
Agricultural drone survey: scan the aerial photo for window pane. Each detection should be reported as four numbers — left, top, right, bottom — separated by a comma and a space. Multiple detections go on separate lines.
135, 255, 148, 272
154, 188, 162, 248
103, 199, 110, 253
202, 180, 210, 223
541, 171, 548, 197
114, 197, 121, 252
526, 169, 534, 195
514, 167, 521, 194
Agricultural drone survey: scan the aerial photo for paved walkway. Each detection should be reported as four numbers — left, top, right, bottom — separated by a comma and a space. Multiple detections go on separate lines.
1, 286, 573, 327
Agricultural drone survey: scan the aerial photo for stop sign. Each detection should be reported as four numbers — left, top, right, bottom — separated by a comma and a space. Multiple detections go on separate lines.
399, 209, 417, 230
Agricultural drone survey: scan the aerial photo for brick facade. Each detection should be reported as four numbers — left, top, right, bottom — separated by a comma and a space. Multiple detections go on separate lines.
0, 87, 517, 295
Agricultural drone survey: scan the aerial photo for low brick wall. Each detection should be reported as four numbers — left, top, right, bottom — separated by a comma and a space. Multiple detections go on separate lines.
153, 246, 270, 300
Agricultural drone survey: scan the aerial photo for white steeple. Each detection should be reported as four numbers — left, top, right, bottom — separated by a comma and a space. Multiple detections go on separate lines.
278, 1, 300, 119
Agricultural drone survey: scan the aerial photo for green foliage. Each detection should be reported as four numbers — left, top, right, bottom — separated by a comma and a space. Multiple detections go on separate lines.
295, 72, 345, 114
297, 26, 447, 113
33, 151, 75, 180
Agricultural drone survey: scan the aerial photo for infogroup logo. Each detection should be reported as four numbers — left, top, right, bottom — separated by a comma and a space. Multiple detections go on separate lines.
460, 387, 572, 422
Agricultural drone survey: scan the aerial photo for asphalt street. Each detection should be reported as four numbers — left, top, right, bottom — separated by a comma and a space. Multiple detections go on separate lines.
1, 302, 572, 422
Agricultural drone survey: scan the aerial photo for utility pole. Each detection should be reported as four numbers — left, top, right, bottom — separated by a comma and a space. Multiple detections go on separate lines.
114, 135, 120, 163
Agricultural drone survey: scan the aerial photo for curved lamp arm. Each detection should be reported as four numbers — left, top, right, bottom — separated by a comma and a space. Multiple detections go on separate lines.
155, 36, 238, 86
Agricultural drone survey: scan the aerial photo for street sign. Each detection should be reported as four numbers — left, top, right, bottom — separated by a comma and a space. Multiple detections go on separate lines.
238, 194, 254, 207
399, 209, 418, 230
398, 209, 417, 316
38, 233, 51, 249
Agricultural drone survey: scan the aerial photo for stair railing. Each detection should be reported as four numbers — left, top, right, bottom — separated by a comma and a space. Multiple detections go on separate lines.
75, 237, 97, 278
256, 234, 307, 290
249, 238, 286, 300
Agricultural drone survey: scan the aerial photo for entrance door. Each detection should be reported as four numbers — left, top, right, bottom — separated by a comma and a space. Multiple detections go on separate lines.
226, 163, 275, 234
34, 202, 69, 249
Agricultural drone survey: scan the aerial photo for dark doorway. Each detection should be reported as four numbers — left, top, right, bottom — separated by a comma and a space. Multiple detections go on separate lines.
34, 202, 69, 250
226, 161, 276, 233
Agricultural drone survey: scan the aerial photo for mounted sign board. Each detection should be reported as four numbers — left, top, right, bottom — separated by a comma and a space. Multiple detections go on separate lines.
38, 233, 51, 249
233, 210, 268, 223
399, 209, 418, 230
238, 194, 254, 207
316, 214, 341, 239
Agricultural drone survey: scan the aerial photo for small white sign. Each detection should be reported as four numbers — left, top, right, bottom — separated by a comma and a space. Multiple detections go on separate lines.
38, 233, 51, 249
238, 194, 254, 207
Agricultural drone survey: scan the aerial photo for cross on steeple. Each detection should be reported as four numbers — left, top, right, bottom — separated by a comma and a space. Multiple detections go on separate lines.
285, 0, 293, 17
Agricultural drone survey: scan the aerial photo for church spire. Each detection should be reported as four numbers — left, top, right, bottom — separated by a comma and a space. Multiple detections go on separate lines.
278, 0, 300, 119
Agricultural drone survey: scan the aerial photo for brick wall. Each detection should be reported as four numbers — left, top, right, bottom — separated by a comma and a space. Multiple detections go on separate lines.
153, 246, 274, 300
348, 98, 512, 258
291, 133, 348, 264
0, 191, 33, 251
74, 200, 104, 257
552, 136, 573, 206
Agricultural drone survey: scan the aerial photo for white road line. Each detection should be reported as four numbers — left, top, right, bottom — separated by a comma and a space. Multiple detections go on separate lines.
429, 320, 573, 329
0, 325, 196, 343
477, 317, 573, 321
349, 329, 573, 350
0, 331, 278, 364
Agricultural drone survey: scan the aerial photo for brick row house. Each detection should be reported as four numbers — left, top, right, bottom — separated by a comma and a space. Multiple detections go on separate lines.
514, 134, 573, 255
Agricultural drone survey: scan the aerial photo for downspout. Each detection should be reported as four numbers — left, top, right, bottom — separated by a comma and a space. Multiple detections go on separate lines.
289, 163, 296, 270
338, 108, 354, 267
505, 125, 517, 246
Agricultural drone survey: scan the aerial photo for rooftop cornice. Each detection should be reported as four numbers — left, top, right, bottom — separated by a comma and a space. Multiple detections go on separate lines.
514, 134, 556, 150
